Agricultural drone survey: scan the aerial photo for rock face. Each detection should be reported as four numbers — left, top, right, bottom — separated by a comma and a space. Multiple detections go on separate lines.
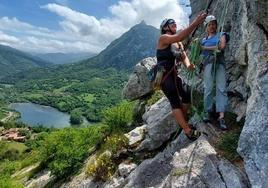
116, 125, 248, 188
190, 0, 268, 187
136, 97, 178, 151
236, 1, 268, 187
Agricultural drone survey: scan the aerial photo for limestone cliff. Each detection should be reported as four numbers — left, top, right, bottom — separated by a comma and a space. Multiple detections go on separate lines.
190, 0, 268, 187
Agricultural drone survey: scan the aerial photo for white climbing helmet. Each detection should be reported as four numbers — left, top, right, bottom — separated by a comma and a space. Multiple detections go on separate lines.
204, 15, 217, 26
160, 19, 175, 30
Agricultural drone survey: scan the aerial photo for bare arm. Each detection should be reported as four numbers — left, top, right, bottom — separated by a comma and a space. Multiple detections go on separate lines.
219, 34, 226, 50
158, 12, 207, 48
182, 50, 192, 68
172, 42, 195, 70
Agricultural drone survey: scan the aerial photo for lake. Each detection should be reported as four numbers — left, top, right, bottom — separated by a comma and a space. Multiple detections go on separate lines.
9, 103, 73, 128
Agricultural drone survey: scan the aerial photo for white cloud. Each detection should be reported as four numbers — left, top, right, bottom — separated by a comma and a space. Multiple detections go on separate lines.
0, 0, 190, 54
42, 3, 101, 35
0, 31, 20, 44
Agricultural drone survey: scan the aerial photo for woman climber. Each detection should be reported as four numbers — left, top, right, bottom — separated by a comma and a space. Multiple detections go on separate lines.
201, 15, 229, 130
156, 12, 207, 140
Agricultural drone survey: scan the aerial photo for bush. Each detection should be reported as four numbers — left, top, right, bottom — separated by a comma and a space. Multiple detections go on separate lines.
146, 90, 164, 106
0, 176, 24, 188
100, 134, 128, 154
0, 142, 8, 160
86, 151, 115, 181
0, 142, 21, 161
2, 149, 20, 161
40, 125, 105, 178
2, 121, 27, 129
25, 132, 49, 150
0, 160, 21, 177
103, 100, 134, 133
86, 134, 128, 181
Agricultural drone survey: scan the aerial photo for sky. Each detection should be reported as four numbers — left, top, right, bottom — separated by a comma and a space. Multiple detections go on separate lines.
0, 0, 191, 54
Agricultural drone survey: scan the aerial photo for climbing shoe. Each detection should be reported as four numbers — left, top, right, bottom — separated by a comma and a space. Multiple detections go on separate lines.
203, 111, 211, 123
219, 118, 228, 130
186, 129, 201, 141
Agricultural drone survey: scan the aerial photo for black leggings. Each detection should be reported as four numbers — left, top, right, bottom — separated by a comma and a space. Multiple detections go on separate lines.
161, 73, 191, 109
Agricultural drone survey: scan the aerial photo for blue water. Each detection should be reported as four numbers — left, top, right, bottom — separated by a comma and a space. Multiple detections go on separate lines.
10, 103, 71, 128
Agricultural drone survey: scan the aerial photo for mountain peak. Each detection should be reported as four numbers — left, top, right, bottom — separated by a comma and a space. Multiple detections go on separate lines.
139, 20, 146, 25
90, 22, 159, 70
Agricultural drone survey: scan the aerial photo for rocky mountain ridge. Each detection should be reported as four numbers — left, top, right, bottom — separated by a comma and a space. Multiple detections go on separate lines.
0, 44, 51, 79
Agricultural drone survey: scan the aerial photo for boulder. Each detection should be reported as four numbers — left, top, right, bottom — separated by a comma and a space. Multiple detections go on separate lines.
122, 57, 156, 100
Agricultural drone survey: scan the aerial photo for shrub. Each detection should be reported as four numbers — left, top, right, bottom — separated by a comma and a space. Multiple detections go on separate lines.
103, 100, 134, 133
86, 151, 115, 181
172, 167, 189, 177
0, 142, 8, 160
146, 90, 164, 106
86, 134, 128, 181
100, 134, 128, 154
0, 176, 24, 188
2, 149, 20, 161
40, 125, 105, 178
0, 160, 21, 177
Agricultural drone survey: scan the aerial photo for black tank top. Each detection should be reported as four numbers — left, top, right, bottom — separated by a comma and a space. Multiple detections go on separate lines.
156, 45, 175, 71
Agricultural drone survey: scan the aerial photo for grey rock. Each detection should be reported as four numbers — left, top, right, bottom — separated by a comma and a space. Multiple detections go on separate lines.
137, 97, 178, 151
236, 1, 268, 187
122, 57, 156, 100
118, 163, 137, 178
124, 134, 247, 188
26, 170, 55, 188
125, 125, 146, 148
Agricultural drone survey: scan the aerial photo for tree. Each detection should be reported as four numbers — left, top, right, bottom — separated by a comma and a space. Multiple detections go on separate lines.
70, 110, 83, 125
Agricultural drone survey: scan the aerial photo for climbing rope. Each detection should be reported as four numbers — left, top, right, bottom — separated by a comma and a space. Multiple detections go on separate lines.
187, 38, 202, 112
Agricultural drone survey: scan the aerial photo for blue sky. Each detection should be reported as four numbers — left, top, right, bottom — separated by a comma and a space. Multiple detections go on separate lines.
0, 0, 191, 53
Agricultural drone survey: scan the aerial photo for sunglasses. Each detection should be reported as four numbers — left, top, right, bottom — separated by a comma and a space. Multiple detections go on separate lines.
167, 19, 175, 25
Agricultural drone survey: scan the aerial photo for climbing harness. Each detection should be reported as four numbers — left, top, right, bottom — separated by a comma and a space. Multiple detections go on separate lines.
148, 63, 176, 91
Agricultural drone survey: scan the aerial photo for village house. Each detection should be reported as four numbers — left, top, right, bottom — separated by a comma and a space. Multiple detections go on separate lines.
0, 128, 30, 142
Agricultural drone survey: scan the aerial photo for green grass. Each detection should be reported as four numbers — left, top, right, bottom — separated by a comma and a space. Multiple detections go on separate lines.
172, 167, 189, 177
217, 130, 241, 161
6, 142, 27, 154
217, 112, 244, 162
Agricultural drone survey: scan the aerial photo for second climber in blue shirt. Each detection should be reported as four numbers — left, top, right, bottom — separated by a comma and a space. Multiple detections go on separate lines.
201, 15, 229, 130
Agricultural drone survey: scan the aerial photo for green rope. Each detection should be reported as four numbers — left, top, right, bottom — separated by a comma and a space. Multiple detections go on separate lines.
187, 38, 202, 112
